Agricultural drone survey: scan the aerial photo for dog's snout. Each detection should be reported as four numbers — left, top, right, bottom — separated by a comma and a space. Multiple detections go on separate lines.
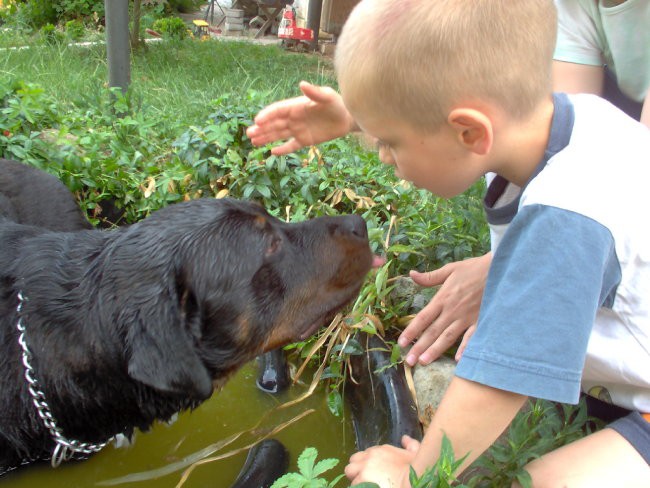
334, 215, 368, 241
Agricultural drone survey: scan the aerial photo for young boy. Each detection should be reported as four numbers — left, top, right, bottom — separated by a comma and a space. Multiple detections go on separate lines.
248, 0, 650, 485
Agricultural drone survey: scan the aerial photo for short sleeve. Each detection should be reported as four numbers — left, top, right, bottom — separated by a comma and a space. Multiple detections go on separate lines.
554, 0, 605, 66
455, 204, 620, 404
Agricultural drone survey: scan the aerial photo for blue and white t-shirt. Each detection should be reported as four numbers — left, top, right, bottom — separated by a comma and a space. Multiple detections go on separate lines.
456, 93, 650, 412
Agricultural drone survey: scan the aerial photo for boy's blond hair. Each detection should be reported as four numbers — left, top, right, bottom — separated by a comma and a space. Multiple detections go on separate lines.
335, 0, 557, 130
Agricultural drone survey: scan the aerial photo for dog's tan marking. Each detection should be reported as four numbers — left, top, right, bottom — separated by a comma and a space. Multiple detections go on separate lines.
253, 215, 267, 229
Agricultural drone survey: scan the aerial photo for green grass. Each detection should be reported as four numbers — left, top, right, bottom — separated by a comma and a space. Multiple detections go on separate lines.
0, 38, 334, 126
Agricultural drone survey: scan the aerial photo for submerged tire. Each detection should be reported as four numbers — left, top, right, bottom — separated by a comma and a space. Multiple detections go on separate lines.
346, 333, 423, 450
230, 439, 289, 488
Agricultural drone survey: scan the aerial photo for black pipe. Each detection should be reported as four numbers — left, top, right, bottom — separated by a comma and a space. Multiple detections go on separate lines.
104, 0, 130, 94
346, 333, 423, 450
256, 348, 290, 394
306, 0, 323, 50
230, 439, 289, 488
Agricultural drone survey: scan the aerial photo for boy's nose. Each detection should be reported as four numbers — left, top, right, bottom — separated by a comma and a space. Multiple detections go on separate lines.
377, 143, 396, 166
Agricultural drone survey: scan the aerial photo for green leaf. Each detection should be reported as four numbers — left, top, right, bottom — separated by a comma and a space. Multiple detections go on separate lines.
390, 343, 402, 364
386, 243, 417, 254
312, 457, 339, 477
326, 390, 344, 417
342, 339, 364, 355
270, 472, 307, 488
327, 474, 347, 487
515, 470, 533, 488
297, 447, 318, 478
256, 184, 271, 198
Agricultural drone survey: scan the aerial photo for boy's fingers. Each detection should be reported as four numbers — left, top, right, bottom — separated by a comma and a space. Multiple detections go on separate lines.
401, 435, 420, 452
247, 120, 302, 150
270, 139, 302, 155
409, 266, 451, 288
299, 80, 335, 104
455, 324, 477, 361
417, 319, 467, 364
404, 319, 462, 366
398, 300, 443, 349
252, 100, 291, 125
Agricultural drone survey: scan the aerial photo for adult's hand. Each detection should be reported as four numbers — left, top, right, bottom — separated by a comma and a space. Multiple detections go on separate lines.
399, 253, 491, 366
246, 81, 356, 155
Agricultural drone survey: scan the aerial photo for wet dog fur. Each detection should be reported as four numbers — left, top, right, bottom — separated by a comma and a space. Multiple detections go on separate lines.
0, 159, 372, 470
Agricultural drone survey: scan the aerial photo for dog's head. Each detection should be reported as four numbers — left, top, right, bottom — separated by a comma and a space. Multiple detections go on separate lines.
104, 199, 373, 401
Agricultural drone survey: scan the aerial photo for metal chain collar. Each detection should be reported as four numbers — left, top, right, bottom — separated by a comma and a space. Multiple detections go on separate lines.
15, 291, 113, 468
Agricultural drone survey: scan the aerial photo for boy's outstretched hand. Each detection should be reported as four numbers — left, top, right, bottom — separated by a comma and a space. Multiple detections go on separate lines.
399, 253, 491, 366
246, 81, 357, 155
345, 435, 420, 488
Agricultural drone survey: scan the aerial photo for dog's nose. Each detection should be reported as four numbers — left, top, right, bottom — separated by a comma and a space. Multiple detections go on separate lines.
335, 215, 368, 240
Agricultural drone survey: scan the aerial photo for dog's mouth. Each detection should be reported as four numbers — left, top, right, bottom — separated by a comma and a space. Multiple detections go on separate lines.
294, 302, 348, 341
297, 307, 342, 341
295, 254, 385, 341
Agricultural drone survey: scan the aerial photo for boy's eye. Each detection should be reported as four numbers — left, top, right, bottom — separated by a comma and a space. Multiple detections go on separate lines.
376, 140, 391, 150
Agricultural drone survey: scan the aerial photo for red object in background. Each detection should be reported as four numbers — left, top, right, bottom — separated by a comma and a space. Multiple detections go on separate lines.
278, 5, 314, 49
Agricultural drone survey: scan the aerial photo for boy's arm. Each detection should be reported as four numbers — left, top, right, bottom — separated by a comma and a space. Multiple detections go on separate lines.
413, 377, 527, 474
345, 377, 527, 487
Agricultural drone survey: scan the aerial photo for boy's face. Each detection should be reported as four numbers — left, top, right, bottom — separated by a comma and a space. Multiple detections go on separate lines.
352, 109, 480, 198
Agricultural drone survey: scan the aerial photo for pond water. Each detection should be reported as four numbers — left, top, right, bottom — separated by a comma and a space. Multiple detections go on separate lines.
2, 361, 356, 488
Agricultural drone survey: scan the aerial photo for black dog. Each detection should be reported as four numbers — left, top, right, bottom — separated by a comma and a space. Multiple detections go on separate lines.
0, 159, 373, 473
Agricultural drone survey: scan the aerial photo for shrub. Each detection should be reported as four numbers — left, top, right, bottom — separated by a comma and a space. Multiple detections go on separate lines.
64, 18, 84, 41
40, 22, 65, 45
152, 16, 188, 40
166, 0, 203, 14
15, 0, 57, 28
54, 0, 104, 22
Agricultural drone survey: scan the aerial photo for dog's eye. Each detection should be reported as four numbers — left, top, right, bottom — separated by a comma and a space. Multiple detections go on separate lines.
265, 236, 282, 257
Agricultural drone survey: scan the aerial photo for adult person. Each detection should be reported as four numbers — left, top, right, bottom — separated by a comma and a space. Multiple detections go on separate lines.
553, 0, 650, 126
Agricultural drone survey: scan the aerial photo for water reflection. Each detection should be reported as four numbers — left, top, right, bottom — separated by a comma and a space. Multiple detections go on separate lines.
3, 362, 355, 488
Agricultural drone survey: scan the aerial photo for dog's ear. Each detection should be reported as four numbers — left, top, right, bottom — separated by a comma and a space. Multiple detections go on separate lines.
125, 289, 213, 401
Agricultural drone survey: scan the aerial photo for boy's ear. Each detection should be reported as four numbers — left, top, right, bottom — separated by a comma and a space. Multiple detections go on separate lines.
447, 108, 493, 156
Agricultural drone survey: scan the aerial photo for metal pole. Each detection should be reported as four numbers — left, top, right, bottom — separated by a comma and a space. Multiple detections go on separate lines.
105, 0, 131, 94
307, 0, 323, 51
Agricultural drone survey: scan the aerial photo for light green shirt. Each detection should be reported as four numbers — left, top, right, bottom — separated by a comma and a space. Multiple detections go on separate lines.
554, 0, 650, 103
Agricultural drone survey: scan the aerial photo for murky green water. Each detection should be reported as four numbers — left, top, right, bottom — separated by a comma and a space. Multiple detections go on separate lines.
2, 362, 356, 488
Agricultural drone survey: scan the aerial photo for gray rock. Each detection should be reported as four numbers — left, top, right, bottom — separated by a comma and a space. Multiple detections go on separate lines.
390, 276, 435, 315
410, 356, 456, 428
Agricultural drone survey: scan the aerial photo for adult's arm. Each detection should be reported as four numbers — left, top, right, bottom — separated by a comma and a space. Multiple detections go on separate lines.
641, 91, 650, 128
552, 60, 605, 96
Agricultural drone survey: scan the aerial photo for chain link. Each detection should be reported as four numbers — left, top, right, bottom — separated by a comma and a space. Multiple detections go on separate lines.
15, 291, 112, 468
0, 458, 36, 477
